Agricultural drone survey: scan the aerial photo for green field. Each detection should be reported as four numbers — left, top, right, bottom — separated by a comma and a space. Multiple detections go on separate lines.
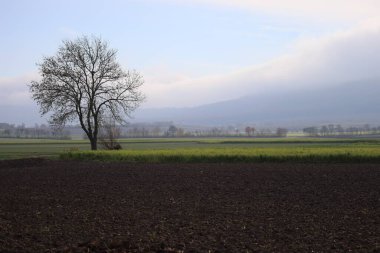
2, 137, 380, 162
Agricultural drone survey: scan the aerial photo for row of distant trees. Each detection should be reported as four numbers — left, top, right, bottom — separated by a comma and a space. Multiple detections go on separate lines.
303, 124, 380, 137
0, 123, 71, 139
5, 122, 380, 139
117, 125, 289, 138
123, 123, 380, 138
244, 127, 288, 137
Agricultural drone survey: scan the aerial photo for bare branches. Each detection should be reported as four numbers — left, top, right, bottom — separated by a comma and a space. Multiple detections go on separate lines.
29, 35, 145, 150
99, 117, 122, 150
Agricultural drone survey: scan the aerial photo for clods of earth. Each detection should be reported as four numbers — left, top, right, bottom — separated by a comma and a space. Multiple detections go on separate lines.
0, 158, 379, 252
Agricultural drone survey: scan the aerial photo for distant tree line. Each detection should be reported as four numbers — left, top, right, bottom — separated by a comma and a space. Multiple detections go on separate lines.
10, 122, 380, 139
0, 123, 71, 139
303, 124, 380, 137
118, 124, 289, 138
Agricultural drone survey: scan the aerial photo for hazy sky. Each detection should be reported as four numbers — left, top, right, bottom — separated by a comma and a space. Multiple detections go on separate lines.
1, 0, 380, 114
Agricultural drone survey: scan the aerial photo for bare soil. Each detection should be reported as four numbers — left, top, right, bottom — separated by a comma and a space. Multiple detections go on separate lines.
0, 159, 379, 252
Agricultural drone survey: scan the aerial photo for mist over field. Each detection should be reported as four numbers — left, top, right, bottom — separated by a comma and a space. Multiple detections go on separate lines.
135, 79, 380, 127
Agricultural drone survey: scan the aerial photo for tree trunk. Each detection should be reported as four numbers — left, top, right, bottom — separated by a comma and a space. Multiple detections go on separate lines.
90, 138, 97, 150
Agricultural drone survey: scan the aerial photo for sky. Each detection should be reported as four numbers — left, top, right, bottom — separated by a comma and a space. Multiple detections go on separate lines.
1, 0, 380, 124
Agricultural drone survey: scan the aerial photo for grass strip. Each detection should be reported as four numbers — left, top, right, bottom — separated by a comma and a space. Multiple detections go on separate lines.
60, 147, 380, 163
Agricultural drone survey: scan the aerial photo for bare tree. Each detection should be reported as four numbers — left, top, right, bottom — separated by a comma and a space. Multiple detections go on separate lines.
29, 36, 145, 150
245, 126, 252, 136
166, 125, 178, 137
276, 128, 288, 137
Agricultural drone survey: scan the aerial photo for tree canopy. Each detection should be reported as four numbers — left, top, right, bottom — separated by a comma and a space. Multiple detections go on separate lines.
29, 36, 145, 150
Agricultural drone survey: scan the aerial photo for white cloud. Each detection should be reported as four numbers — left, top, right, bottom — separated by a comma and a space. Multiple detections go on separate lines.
0, 74, 37, 106
4, 20, 380, 111
141, 19, 380, 108
164, 0, 380, 22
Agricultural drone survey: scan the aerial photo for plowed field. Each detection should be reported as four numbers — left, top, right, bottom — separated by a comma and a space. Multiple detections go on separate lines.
0, 159, 379, 252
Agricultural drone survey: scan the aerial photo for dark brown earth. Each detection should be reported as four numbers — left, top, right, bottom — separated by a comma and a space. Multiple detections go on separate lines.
0, 159, 379, 253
